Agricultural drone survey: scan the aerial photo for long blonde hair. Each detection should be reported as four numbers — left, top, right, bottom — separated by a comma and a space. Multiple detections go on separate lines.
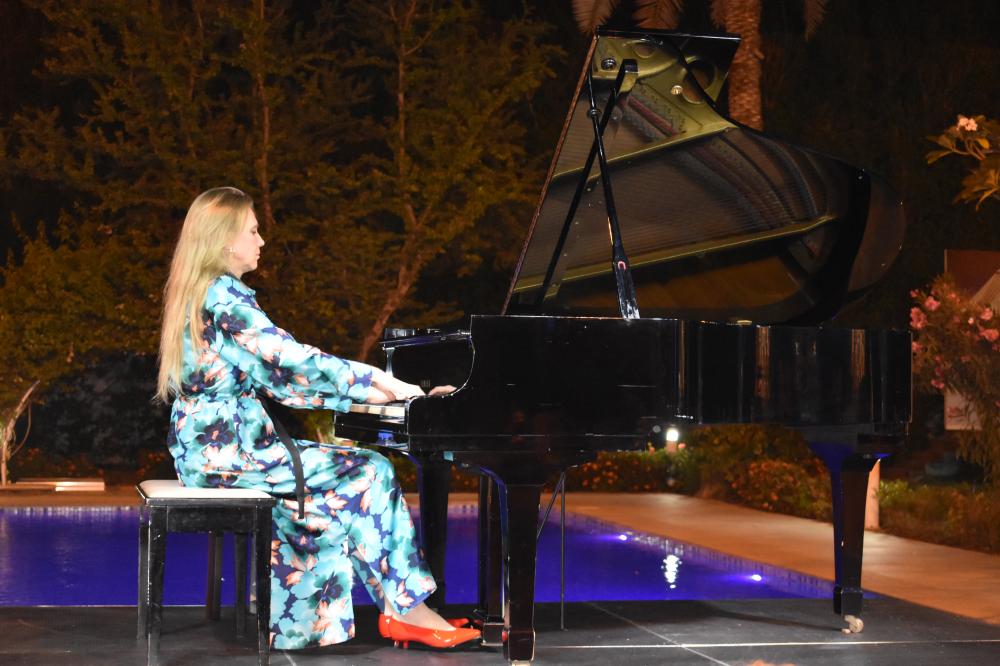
157, 187, 254, 402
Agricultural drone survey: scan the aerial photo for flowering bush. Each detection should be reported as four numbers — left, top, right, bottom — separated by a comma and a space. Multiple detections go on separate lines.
927, 114, 1000, 209
879, 480, 1000, 554
729, 459, 831, 520
8, 447, 102, 481
910, 275, 1000, 481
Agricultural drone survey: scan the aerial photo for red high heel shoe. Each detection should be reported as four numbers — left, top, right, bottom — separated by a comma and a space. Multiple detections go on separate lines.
379, 614, 476, 636
378, 613, 392, 638
379, 614, 481, 649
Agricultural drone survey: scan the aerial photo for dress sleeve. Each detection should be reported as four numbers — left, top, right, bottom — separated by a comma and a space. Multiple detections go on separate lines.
205, 277, 373, 411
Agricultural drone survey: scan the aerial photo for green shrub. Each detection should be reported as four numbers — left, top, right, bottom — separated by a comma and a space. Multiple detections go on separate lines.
565, 449, 674, 492
135, 449, 177, 483
730, 459, 831, 520
878, 480, 1000, 554
686, 425, 825, 485
9, 447, 102, 481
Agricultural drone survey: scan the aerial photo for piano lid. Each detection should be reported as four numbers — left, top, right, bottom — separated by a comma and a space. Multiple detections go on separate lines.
502, 29, 905, 325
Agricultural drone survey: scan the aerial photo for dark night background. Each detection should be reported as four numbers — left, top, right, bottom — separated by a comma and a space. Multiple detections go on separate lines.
1, 0, 998, 474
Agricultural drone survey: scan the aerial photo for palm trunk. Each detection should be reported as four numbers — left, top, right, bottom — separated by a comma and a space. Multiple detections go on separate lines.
722, 0, 764, 130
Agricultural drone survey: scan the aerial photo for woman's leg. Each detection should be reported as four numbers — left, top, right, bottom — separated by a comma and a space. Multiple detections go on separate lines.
269, 498, 357, 649
317, 449, 436, 605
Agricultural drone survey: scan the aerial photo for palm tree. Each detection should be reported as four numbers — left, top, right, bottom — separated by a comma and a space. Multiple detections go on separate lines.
572, 0, 828, 130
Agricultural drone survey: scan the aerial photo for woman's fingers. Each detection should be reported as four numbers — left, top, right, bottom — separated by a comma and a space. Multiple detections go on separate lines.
428, 385, 456, 396
391, 378, 424, 399
366, 386, 395, 404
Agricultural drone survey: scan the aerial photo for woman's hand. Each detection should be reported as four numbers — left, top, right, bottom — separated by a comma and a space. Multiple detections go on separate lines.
368, 368, 424, 403
428, 385, 456, 396
365, 385, 395, 404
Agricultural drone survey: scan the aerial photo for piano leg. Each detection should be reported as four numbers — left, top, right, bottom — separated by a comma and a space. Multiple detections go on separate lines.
413, 456, 451, 610
810, 441, 881, 634
477, 475, 505, 646
501, 482, 543, 664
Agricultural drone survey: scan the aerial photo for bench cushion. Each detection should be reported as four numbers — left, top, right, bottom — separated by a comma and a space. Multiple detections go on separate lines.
138, 479, 273, 500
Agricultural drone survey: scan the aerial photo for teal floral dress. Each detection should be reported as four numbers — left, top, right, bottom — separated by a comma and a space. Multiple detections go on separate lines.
167, 274, 436, 649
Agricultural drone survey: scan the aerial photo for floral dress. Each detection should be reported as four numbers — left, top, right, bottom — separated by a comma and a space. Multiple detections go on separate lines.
167, 274, 435, 649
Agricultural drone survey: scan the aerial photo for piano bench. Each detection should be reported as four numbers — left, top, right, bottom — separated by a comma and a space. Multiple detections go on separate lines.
136, 479, 276, 666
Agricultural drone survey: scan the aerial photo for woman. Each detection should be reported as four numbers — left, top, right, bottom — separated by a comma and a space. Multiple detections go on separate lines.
157, 187, 478, 650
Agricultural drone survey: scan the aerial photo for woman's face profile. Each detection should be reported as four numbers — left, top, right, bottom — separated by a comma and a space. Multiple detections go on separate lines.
228, 208, 265, 277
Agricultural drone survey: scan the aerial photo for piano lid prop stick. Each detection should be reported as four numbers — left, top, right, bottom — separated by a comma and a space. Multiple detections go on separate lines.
535, 57, 640, 309
585, 65, 640, 319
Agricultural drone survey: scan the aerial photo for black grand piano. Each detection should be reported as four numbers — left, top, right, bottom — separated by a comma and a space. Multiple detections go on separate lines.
335, 28, 911, 664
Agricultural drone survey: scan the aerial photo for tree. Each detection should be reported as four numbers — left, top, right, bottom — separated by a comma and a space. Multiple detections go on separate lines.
340, 1, 562, 358
0, 0, 562, 466
1, 381, 38, 486
572, 0, 828, 130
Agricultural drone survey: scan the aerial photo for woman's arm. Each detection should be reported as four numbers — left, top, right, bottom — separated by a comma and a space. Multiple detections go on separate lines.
205, 278, 375, 410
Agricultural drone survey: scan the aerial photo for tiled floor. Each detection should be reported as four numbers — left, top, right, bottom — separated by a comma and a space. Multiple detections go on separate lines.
3, 598, 1000, 665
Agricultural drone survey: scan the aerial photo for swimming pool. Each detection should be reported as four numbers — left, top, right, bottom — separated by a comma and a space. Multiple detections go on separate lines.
0, 505, 833, 606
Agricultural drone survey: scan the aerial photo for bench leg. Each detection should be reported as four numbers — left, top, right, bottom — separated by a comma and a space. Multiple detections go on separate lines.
206, 532, 223, 621
255, 508, 272, 666
249, 539, 258, 616
235, 532, 248, 638
137, 509, 150, 640
147, 510, 167, 666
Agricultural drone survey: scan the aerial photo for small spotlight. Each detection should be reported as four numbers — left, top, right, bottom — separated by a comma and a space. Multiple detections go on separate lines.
750, 574, 763, 582
665, 427, 680, 442
618, 534, 628, 541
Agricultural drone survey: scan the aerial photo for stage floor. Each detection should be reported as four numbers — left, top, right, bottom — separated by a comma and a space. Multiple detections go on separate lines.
3, 597, 1000, 665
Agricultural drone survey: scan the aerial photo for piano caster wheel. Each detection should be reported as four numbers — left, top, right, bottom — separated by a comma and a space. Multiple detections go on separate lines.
841, 615, 864, 634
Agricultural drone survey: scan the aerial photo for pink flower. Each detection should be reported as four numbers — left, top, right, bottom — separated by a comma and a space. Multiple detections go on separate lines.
910, 307, 927, 330
957, 115, 978, 131
981, 328, 999, 342
981, 307, 993, 321
969, 317, 976, 325
924, 296, 940, 311
931, 378, 946, 390
910, 289, 920, 298
912, 341, 923, 353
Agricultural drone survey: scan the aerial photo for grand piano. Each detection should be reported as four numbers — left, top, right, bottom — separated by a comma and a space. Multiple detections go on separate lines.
335, 28, 911, 664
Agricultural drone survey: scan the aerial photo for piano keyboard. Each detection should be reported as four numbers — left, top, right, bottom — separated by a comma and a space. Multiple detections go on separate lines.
348, 402, 406, 419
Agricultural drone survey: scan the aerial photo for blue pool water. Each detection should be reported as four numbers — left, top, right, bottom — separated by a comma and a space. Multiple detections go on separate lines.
0, 505, 834, 606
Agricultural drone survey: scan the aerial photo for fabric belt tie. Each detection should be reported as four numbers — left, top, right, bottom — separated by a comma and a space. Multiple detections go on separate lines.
269, 413, 306, 517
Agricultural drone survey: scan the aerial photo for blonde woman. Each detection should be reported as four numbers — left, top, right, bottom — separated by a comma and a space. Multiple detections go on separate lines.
158, 187, 479, 651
